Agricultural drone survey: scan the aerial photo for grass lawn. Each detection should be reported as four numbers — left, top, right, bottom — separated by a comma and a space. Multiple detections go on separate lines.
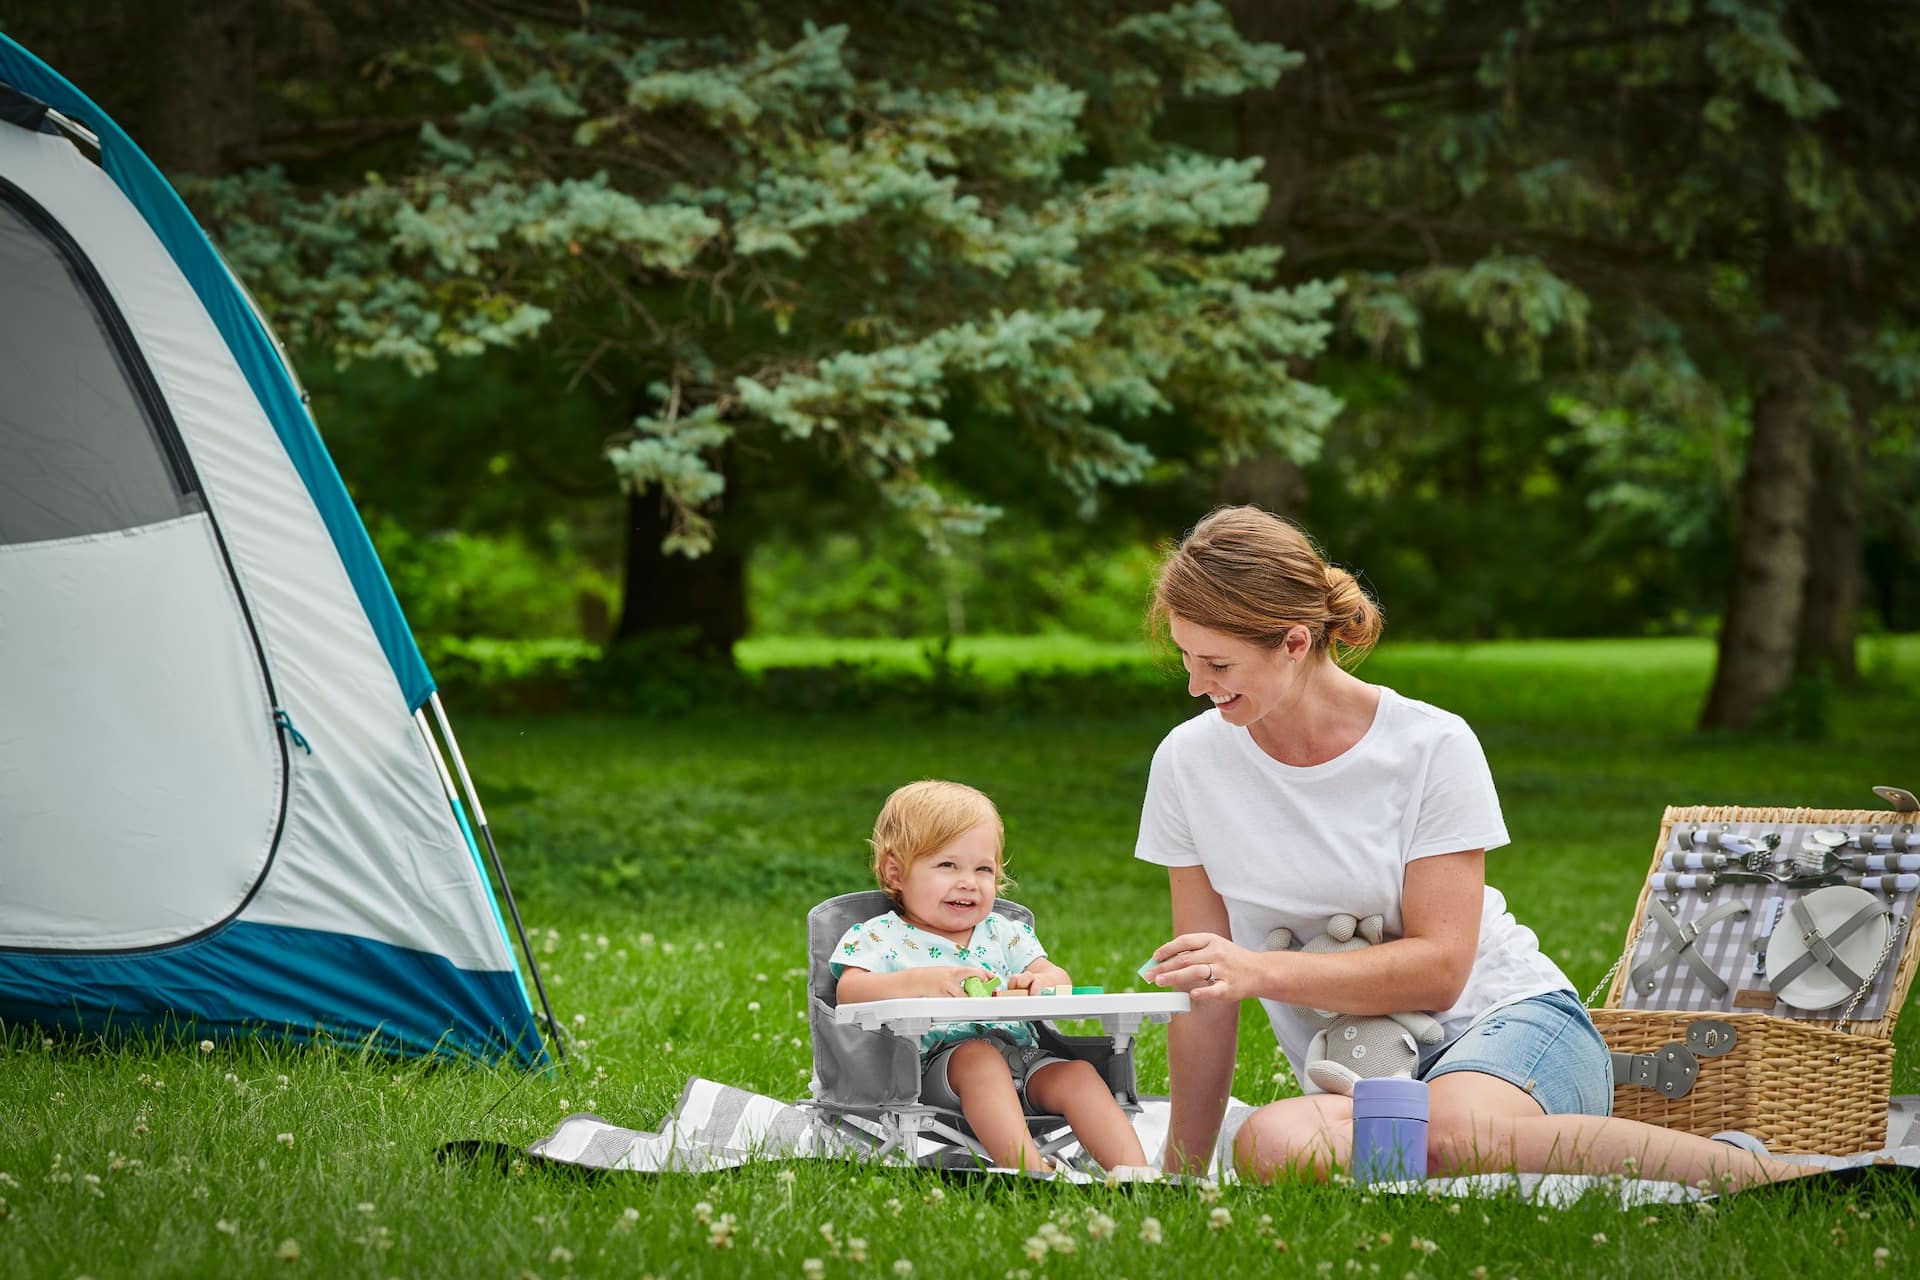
4, 635, 1919, 1277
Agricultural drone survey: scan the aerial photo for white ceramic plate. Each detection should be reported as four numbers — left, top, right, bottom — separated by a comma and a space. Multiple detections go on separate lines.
1762, 885, 1893, 1011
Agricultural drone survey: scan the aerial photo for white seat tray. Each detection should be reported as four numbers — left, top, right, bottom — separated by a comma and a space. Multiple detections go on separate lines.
832, 992, 1190, 1048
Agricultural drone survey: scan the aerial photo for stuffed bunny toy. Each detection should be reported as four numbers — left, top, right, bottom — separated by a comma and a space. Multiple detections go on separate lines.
1266, 914, 1445, 1096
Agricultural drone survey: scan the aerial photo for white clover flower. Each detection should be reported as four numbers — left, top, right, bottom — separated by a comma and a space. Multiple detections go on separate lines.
216, 1219, 238, 1235
1023, 1236, 1049, 1261
1087, 1213, 1115, 1241
848, 1237, 868, 1263
885, 1197, 902, 1216
355, 1202, 375, 1214
802, 1261, 824, 1278
693, 1201, 714, 1224
924, 1187, 945, 1205
708, 1212, 738, 1249
1874, 1247, 1890, 1269
1139, 1217, 1163, 1244
778, 1169, 796, 1186
1209, 1206, 1232, 1231
276, 1238, 300, 1262
550, 1244, 574, 1263
276, 1133, 294, 1147
892, 1261, 913, 1276
199, 1040, 215, 1054
1591, 1233, 1608, 1245
749, 1001, 762, 1012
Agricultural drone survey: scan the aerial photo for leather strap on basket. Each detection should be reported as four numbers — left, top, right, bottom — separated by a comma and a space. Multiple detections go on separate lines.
1768, 897, 1890, 998
1632, 899, 1750, 998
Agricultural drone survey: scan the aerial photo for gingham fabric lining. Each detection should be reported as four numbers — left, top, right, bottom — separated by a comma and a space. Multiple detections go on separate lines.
1621, 821, 1916, 1019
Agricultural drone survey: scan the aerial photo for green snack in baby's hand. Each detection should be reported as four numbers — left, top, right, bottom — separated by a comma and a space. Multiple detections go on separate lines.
961, 974, 1002, 998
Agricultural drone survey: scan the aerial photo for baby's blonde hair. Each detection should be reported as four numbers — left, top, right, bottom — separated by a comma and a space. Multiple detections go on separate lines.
869, 779, 1008, 901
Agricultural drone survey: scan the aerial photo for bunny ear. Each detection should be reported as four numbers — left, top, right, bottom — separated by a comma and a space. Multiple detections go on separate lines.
1357, 914, 1386, 945
1265, 927, 1294, 951
1327, 914, 1358, 943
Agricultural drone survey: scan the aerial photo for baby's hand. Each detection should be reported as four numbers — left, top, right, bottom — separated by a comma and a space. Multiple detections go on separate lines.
925, 966, 993, 998
1000, 971, 1041, 994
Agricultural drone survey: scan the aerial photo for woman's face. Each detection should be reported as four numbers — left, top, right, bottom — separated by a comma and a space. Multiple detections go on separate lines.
1169, 615, 1308, 729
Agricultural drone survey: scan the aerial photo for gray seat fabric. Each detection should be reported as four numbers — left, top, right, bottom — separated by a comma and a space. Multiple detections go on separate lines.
804, 890, 1138, 1163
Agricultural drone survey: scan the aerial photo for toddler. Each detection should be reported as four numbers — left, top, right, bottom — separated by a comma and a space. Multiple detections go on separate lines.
831, 779, 1149, 1175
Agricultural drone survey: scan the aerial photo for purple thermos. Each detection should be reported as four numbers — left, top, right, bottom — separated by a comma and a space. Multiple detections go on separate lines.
1350, 1077, 1429, 1182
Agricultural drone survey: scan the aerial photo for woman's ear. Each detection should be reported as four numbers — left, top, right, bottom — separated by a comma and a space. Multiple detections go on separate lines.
1284, 624, 1313, 661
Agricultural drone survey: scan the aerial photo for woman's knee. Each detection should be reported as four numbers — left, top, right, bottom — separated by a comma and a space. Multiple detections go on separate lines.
1233, 1099, 1345, 1177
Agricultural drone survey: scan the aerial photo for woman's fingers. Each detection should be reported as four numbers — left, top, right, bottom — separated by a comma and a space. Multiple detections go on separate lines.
1152, 932, 1223, 963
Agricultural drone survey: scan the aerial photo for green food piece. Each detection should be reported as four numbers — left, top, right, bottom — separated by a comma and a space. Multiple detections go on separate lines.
962, 974, 1001, 998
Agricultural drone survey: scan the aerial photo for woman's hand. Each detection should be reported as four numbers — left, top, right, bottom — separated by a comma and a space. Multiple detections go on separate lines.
1147, 932, 1265, 1004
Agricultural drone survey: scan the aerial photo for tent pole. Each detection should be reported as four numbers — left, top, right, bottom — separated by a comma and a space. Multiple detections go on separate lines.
426, 693, 569, 1071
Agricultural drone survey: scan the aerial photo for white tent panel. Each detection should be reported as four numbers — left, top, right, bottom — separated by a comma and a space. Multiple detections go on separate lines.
0, 515, 279, 949
1, 123, 511, 973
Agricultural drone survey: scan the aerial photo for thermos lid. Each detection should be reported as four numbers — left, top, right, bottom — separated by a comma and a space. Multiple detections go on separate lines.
1351, 1077, 1430, 1120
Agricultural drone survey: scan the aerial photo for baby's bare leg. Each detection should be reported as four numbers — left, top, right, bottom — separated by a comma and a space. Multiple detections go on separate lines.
946, 1040, 1048, 1171
1026, 1059, 1147, 1170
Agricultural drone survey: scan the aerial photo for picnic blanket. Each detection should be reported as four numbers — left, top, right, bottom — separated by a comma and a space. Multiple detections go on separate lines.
472, 1078, 1920, 1207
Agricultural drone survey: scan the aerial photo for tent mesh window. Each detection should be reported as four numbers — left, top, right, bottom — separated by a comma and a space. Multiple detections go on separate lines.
0, 178, 202, 545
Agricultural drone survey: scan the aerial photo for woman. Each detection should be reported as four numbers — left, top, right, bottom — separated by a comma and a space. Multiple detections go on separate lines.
1138, 506, 1812, 1186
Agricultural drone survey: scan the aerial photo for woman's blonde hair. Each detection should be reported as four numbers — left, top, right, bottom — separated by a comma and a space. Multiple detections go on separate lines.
869, 779, 1008, 900
1151, 505, 1383, 668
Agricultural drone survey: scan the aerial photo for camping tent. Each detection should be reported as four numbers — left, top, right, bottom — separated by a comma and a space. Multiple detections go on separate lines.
0, 36, 552, 1065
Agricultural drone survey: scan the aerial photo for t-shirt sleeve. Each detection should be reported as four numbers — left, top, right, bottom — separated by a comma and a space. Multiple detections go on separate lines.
828, 916, 892, 980
1406, 720, 1511, 862
1000, 916, 1049, 973
1134, 734, 1202, 868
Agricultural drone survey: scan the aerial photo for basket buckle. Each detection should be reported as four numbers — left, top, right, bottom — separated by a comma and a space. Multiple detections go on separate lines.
1611, 1043, 1701, 1099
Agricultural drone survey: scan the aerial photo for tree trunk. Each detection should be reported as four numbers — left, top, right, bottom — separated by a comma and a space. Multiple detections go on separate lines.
613, 489, 747, 661
1699, 281, 1821, 729
1794, 407, 1863, 685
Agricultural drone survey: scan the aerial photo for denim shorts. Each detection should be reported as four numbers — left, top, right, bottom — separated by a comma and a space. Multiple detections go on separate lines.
1419, 989, 1614, 1117
922, 1032, 1068, 1115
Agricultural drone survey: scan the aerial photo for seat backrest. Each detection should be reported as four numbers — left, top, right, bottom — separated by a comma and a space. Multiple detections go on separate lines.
805, 891, 1039, 1107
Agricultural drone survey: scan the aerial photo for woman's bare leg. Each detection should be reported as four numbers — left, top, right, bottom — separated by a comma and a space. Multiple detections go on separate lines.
1427, 1072, 1822, 1189
1232, 1093, 1353, 1182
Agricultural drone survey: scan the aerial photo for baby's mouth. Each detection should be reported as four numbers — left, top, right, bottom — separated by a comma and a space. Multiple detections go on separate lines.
945, 898, 978, 910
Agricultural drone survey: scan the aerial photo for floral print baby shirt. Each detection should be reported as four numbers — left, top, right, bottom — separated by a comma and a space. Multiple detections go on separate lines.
830, 910, 1049, 1054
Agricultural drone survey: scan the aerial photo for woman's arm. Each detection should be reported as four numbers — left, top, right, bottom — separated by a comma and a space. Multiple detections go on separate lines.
1155, 851, 1485, 1014
835, 964, 989, 1003
1160, 866, 1239, 1175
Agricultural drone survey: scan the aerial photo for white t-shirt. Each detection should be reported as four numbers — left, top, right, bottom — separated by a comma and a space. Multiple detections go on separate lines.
1134, 686, 1571, 1079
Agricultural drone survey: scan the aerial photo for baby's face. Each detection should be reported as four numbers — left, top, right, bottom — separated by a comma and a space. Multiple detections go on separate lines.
893, 822, 1000, 939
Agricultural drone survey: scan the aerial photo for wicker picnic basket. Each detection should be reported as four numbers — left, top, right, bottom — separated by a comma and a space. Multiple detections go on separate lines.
1593, 805, 1920, 1154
